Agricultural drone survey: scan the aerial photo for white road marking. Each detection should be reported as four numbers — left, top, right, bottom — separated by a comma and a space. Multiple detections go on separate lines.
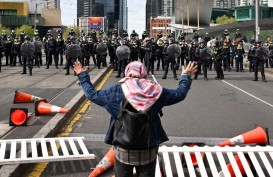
151, 74, 158, 83
221, 80, 273, 108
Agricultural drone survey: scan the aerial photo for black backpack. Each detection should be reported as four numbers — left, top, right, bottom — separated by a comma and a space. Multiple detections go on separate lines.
112, 100, 151, 150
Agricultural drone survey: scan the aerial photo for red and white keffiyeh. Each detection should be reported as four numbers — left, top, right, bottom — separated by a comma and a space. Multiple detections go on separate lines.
119, 61, 162, 112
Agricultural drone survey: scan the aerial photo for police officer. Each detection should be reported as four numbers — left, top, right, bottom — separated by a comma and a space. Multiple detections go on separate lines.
94, 37, 108, 69
268, 40, 273, 68
4, 36, 13, 66
188, 40, 198, 63
142, 31, 148, 41
112, 29, 118, 38
129, 39, 139, 62
234, 42, 245, 72
143, 37, 152, 68
130, 30, 138, 39
20, 30, 26, 43
211, 40, 224, 79
68, 28, 76, 37
178, 32, 185, 41
1, 30, 7, 41
108, 39, 118, 70
247, 42, 256, 72
12, 36, 22, 66
20, 35, 35, 76
34, 29, 39, 38
177, 40, 189, 67
65, 36, 81, 75
235, 29, 242, 40
162, 38, 179, 80
195, 39, 210, 80
253, 41, 269, 82
223, 29, 229, 38
87, 37, 96, 67
222, 41, 231, 72
204, 33, 211, 43
56, 29, 63, 38
156, 38, 165, 71
56, 34, 65, 66
46, 34, 58, 69
157, 30, 163, 40
10, 30, 16, 40
193, 32, 200, 42
33, 36, 43, 67
122, 30, 129, 38
115, 39, 130, 78
80, 37, 92, 66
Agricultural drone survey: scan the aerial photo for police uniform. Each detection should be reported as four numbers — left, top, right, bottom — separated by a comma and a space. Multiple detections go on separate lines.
247, 44, 255, 72
253, 42, 269, 82
129, 40, 139, 62
46, 36, 58, 69
4, 36, 13, 66
56, 35, 65, 66
80, 38, 92, 66
234, 43, 245, 72
177, 41, 189, 67
222, 42, 231, 72
211, 42, 224, 79
94, 39, 108, 69
12, 37, 22, 66
65, 37, 81, 75
142, 31, 148, 41
0, 40, 4, 72
162, 40, 179, 80
156, 40, 165, 70
20, 36, 35, 76
108, 40, 118, 70
195, 41, 210, 80
33, 38, 43, 67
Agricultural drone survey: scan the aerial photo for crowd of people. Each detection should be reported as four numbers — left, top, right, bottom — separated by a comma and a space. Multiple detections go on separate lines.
0, 28, 272, 81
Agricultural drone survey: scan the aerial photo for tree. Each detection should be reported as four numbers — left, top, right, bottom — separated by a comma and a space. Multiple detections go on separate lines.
63, 26, 80, 40
216, 15, 237, 25
0, 24, 11, 35
15, 25, 34, 38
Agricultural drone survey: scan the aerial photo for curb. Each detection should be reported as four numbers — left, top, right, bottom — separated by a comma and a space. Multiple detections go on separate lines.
0, 66, 112, 177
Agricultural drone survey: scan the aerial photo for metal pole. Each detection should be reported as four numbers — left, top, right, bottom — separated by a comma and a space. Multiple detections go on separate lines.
34, 3, 37, 29
197, 0, 200, 30
181, 0, 184, 34
255, 0, 259, 41
187, 0, 189, 29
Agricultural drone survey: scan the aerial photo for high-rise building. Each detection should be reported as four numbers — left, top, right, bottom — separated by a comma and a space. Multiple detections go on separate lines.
162, 0, 174, 16
77, 0, 127, 33
146, 0, 162, 34
213, 0, 271, 8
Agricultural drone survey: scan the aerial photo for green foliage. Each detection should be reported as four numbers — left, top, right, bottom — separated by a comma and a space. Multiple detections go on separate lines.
216, 15, 237, 25
15, 25, 34, 38
0, 24, 11, 35
63, 26, 80, 40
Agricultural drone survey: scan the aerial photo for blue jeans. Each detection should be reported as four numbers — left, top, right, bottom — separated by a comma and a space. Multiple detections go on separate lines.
114, 157, 157, 177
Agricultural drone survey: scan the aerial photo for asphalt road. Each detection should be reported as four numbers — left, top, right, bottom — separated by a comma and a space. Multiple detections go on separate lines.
34, 67, 273, 177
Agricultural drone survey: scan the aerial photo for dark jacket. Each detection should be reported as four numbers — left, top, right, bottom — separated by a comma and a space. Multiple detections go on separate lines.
78, 71, 192, 148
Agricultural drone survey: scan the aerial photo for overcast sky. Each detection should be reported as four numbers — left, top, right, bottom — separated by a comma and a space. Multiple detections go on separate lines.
60, 0, 146, 35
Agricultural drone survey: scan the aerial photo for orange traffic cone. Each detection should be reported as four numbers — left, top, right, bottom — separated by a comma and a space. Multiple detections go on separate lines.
89, 147, 115, 177
13, 90, 47, 104
218, 155, 251, 177
218, 125, 269, 147
35, 100, 69, 116
182, 143, 206, 167
9, 108, 29, 126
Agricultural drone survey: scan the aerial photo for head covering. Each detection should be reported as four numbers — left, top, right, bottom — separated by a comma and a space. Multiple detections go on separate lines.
119, 61, 163, 112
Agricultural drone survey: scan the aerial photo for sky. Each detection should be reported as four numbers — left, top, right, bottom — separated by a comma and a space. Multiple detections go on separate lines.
60, 0, 146, 35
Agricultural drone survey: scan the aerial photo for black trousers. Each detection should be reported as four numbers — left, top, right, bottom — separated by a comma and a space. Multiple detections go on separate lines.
114, 157, 156, 177
56, 51, 63, 66
22, 56, 33, 75
194, 60, 208, 79
12, 53, 22, 66
5, 52, 12, 66
163, 58, 177, 78
34, 52, 42, 67
214, 59, 224, 78
235, 54, 243, 72
147, 55, 156, 74
66, 57, 76, 74
96, 54, 107, 69
47, 51, 58, 68
156, 54, 164, 70
254, 59, 266, 80
117, 60, 128, 77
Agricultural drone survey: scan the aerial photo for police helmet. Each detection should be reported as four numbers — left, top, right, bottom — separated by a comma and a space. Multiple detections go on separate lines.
24, 35, 30, 41
199, 39, 205, 44
70, 36, 77, 42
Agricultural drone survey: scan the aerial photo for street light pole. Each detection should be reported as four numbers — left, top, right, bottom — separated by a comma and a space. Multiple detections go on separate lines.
181, 0, 184, 34
255, 0, 259, 41
34, 3, 37, 29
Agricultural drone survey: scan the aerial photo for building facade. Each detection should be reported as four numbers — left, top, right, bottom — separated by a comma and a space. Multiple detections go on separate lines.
150, 16, 172, 38
146, 0, 162, 34
213, 0, 271, 9
77, 0, 127, 34
162, 0, 174, 16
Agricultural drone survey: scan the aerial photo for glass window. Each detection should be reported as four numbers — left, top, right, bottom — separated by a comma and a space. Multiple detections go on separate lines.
0, 10, 17, 16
